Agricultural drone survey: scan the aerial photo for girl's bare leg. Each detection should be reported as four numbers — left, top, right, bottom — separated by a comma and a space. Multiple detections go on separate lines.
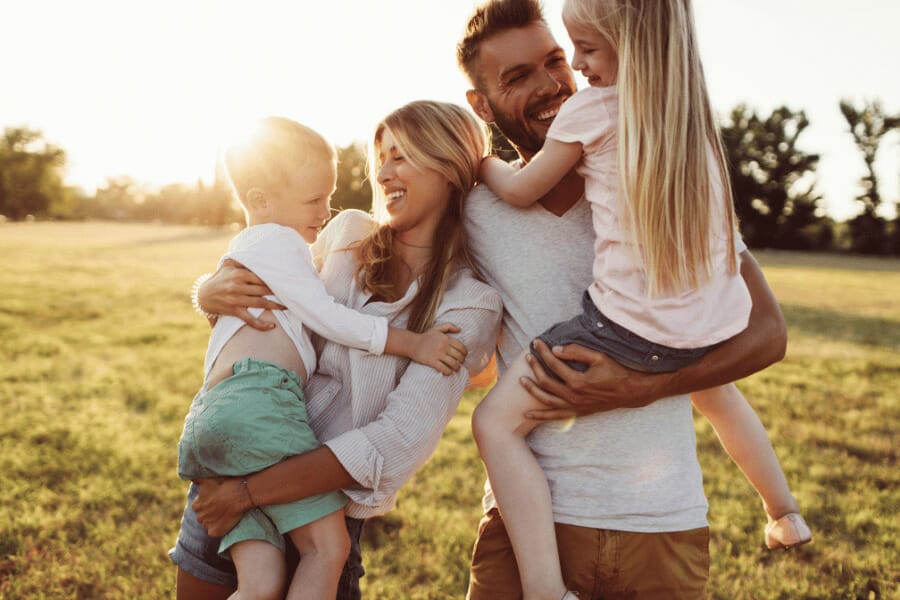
692, 383, 799, 517
285, 509, 350, 600
471, 353, 568, 600
228, 540, 286, 600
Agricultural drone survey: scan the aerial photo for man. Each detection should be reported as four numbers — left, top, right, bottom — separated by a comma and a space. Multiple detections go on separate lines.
458, 1, 786, 597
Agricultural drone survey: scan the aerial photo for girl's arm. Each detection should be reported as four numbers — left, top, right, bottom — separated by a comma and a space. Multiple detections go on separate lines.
481, 139, 583, 207
521, 250, 787, 418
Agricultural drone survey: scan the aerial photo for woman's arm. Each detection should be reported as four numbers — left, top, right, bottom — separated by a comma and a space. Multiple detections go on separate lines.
481, 139, 582, 207
192, 447, 354, 536
521, 250, 787, 419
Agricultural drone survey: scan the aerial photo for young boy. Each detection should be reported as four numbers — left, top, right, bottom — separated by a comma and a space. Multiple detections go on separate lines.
177, 117, 467, 600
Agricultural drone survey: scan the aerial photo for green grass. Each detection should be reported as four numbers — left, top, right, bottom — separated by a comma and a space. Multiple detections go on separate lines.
1, 223, 897, 599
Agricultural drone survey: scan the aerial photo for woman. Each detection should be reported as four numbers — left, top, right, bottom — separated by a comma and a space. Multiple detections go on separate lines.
171, 101, 502, 599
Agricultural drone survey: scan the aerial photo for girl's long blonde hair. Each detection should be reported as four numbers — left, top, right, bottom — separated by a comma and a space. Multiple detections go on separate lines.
564, 0, 738, 297
356, 101, 489, 333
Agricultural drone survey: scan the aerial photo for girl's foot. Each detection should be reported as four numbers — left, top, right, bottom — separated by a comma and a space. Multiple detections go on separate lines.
765, 512, 812, 549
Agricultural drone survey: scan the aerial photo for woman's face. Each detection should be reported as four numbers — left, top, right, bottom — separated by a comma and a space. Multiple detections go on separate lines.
375, 128, 451, 239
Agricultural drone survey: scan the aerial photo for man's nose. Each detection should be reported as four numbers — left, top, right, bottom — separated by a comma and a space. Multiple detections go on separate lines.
535, 68, 562, 96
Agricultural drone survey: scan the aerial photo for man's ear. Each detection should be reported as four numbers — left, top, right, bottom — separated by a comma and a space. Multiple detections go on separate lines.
466, 89, 495, 123
245, 187, 267, 211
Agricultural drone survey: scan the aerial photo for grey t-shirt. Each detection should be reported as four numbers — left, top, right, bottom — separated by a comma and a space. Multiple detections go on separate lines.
464, 182, 708, 532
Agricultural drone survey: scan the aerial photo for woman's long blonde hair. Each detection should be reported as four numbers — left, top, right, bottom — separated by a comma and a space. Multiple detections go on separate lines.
564, 0, 738, 297
356, 101, 489, 333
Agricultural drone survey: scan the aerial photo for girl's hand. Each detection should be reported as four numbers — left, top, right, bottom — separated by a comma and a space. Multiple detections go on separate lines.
191, 477, 249, 537
412, 323, 468, 375
199, 259, 285, 330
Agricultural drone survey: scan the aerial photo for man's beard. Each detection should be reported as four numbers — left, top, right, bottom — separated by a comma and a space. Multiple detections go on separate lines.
487, 99, 545, 157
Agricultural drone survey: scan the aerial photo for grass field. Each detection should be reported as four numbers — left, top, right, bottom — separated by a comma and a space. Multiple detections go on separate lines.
0, 222, 897, 599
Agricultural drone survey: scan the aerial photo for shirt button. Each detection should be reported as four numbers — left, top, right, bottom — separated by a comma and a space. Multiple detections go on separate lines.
596, 322, 604, 328
650, 355, 659, 361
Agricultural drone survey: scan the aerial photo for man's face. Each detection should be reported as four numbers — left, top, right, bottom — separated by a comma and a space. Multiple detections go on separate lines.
468, 23, 577, 158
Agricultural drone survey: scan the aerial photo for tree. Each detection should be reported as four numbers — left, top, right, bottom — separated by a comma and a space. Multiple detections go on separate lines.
720, 106, 828, 250
840, 99, 900, 254
0, 127, 68, 220
333, 142, 373, 214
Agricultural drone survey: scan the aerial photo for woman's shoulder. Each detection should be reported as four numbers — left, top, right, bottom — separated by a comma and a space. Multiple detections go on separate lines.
314, 209, 376, 255
439, 267, 503, 314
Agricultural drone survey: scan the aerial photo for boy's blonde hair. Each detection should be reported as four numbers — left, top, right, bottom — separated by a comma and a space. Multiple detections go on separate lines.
564, 0, 739, 296
222, 117, 336, 207
357, 101, 490, 333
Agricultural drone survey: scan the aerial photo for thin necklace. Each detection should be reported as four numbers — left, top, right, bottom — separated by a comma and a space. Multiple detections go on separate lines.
395, 238, 432, 249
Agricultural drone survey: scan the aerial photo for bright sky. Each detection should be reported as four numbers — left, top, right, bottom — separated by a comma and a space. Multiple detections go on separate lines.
3, 0, 898, 221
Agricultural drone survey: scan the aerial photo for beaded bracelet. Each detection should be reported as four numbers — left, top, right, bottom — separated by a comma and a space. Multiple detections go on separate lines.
191, 272, 218, 320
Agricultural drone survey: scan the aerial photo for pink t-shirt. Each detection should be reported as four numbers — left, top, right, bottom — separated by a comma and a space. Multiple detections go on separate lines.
547, 86, 751, 348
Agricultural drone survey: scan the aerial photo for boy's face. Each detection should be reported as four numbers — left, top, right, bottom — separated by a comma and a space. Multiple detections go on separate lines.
268, 158, 336, 244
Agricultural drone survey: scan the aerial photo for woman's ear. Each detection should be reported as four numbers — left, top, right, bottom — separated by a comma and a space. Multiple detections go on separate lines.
466, 89, 495, 123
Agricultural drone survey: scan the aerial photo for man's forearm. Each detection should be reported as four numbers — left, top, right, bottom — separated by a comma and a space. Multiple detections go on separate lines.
649, 250, 787, 398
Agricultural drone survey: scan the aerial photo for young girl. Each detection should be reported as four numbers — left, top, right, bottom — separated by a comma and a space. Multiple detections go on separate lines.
177, 117, 469, 600
475, 1, 811, 598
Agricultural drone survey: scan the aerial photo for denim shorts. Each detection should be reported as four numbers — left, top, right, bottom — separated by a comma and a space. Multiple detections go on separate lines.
169, 482, 366, 599
533, 291, 714, 379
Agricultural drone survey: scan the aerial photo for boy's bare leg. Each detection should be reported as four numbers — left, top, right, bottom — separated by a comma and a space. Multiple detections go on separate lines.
691, 383, 800, 519
228, 540, 286, 600
472, 354, 568, 600
285, 509, 351, 600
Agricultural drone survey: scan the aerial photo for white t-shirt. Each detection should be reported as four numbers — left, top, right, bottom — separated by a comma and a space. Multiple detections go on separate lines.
465, 184, 709, 533
204, 223, 389, 383
548, 86, 752, 348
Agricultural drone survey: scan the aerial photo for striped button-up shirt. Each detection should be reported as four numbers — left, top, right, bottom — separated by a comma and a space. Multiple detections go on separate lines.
304, 210, 503, 519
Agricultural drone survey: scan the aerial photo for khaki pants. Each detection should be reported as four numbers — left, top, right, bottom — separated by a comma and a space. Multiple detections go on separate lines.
467, 509, 709, 600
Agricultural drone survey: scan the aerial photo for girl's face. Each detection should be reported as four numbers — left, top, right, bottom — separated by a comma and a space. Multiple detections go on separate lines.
268, 160, 335, 244
564, 16, 618, 87
375, 129, 451, 239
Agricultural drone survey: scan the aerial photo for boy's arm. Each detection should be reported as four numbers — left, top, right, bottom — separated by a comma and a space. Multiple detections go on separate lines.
521, 250, 787, 418
481, 139, 582, 207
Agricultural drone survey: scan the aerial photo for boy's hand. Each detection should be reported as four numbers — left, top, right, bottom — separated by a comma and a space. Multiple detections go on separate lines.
199, 259, 285, 330
412, 323, 468, 375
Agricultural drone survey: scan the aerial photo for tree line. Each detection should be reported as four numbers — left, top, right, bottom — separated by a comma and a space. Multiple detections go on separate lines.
2, 100, 898, 255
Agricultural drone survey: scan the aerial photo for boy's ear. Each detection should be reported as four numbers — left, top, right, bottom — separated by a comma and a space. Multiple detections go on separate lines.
245, 187, 267, 211
466, 89, 495, 123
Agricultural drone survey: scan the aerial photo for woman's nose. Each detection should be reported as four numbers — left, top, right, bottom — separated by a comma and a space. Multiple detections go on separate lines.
377, 163, 392, 185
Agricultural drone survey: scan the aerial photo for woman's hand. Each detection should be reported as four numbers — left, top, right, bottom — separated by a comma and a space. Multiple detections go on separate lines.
191, 477, 250, 537
199, 259, 285, 330
412, 323, 469, 375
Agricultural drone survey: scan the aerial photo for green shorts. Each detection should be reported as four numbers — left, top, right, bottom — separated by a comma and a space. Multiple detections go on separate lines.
178, 358, 347, 556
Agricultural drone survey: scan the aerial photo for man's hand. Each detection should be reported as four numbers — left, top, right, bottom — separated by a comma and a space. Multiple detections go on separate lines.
520, 340, 668, 420
199, 259, 284, 330
192, 477, 250, 537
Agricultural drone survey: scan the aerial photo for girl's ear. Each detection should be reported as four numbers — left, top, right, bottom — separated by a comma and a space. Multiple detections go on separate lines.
245, 187, 267, 211
466, 89, 495, 123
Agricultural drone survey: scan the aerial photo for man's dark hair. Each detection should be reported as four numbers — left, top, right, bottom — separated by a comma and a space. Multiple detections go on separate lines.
456, 0, 546, 89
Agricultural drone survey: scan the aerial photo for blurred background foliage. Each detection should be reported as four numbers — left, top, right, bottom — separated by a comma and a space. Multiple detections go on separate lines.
2, 99, 899, 255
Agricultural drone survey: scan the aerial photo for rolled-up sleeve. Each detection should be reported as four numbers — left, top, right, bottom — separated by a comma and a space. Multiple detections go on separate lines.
324, 285, 502, 508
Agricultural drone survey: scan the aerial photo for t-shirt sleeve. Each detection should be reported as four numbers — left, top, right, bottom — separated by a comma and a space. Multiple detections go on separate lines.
225, 224, 389, 355
547, 87, 616, 147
